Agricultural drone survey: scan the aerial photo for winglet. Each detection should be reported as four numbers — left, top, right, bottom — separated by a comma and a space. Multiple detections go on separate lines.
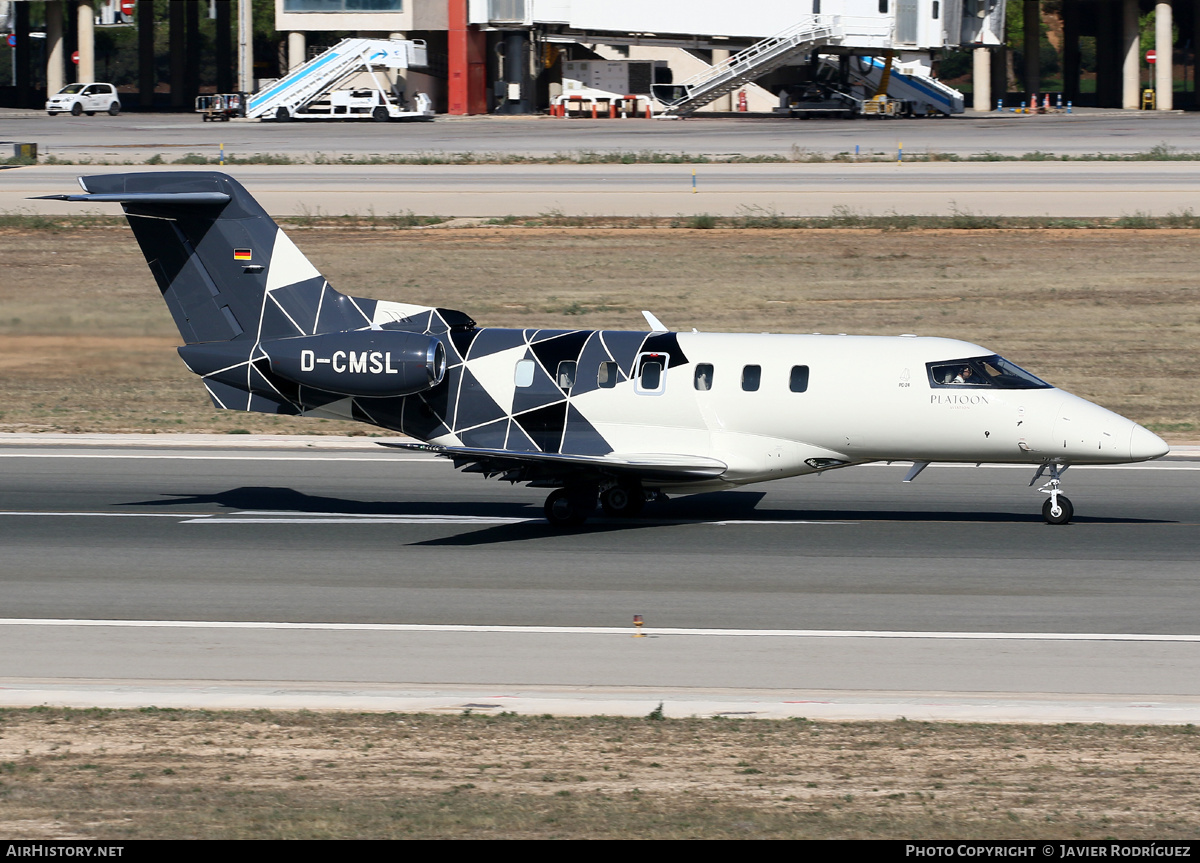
642, 311, 668, 332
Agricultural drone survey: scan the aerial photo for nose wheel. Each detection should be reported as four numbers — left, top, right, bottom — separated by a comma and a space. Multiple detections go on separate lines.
1031, 463, 1073, 525
1042, 494, 1073, 525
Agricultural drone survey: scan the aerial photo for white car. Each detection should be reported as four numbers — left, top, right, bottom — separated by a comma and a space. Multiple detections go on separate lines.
46, 83, 121, 117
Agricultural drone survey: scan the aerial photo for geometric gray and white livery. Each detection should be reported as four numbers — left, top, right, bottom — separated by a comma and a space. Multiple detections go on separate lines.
43, 172, 1169, 526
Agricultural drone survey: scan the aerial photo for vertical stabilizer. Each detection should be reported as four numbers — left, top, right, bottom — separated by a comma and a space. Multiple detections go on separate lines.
71, 171, 372, 345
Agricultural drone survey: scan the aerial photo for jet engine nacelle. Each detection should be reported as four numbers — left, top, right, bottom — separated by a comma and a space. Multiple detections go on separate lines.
262, 330, 447, 397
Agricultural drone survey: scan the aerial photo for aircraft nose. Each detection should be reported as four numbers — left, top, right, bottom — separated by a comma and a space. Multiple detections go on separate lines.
1129, 423, 1169, 461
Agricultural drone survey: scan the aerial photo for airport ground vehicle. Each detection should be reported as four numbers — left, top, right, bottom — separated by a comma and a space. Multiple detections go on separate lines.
195, 94, 244, 122
279, 88, 434, 121
39, 172, 1169, 528
46, 83, 121, 117
245, 38, 434, 122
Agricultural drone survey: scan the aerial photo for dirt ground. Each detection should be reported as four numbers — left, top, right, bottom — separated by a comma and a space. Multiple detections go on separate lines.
0, 225, 1196, 438
1, 709, 1198, 840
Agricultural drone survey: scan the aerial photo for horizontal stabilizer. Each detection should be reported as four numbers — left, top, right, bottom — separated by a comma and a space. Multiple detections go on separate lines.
32, 192, 231, 206
380, 441, 727, 483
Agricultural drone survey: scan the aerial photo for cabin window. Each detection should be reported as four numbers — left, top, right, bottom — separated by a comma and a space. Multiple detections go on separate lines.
926, 355, 1053, 389
742, 365, 761, 392
635, 352, 667, 395
556, 361, 576, 392
789, 365, 810, 393
694, 363, 714, 391
812, 0, 820, 12
597, 361, 619, 389
514, 359, 535, 388
932, 1, 940, 18
878, 0, 888, 11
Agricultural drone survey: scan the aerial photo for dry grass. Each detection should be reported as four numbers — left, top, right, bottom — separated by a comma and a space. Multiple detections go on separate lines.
1, 709, 1198, 839
0, 226, 1195, 438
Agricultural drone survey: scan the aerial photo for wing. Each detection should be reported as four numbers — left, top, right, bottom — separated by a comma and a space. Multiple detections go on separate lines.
379, 441, 727, 485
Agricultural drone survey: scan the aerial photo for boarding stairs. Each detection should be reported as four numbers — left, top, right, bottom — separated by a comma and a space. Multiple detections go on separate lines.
656, 15, 844, 117
246, 38, 427, 120
832, 54, 964, 115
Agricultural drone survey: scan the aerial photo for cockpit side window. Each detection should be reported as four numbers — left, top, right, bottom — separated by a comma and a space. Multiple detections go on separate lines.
926, 355, 1052, 389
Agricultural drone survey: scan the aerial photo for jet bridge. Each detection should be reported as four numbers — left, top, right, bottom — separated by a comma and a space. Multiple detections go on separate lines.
246, 38, 434, 122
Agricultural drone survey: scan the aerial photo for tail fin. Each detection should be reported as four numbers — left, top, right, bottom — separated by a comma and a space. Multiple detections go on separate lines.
61, 171, 374, 344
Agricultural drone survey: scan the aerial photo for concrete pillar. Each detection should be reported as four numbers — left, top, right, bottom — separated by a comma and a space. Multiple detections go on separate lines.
1096, 0, 1120, 106
973, 47, 991, 110
185, 0, 200, 105
169, 1, 184, 108
711, 49, 732, 111
138, 0, 155, 108
46, 1, 65, 96
216, 0, 233, 94
1023, 0, 1040, 95
1123, 0, 1140, 108
497, 29, 531, 114
238, 0, 254, 93
991, 45, 1008, 106
1062, 0, 1081, 103
448, 0, 487, 115
13, 0, 32, 107
77, 0, 96, 83
1194, 0, 1200, 107
1156, 1, 1174, 109
288, 32, 306, 72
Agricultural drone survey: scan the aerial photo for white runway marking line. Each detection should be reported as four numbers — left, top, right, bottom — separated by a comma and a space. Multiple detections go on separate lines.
0, 510, 855, 526
2, 618, 1200, 643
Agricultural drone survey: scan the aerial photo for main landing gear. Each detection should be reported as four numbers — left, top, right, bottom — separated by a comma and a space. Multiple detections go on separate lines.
1030, 463, 1073, 525
543, 486, 596, 529
543, 481, 648, 529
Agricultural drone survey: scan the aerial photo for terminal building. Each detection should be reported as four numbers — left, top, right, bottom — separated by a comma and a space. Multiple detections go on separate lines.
1, 0, 1195, 113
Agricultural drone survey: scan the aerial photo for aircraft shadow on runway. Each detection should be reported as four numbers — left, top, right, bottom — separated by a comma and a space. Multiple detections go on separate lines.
118, 486, 1168, 546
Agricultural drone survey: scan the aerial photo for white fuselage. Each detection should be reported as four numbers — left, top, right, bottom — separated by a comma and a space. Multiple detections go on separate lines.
430, 332, 1166, 491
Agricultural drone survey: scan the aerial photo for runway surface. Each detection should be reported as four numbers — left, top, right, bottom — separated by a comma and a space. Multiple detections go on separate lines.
1, 436, 1197, 721
8, 161, 1200, 217
6, 111, 1200, 160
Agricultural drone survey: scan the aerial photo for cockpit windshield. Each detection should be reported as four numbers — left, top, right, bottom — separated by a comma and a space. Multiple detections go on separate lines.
926, 355, 1052, 389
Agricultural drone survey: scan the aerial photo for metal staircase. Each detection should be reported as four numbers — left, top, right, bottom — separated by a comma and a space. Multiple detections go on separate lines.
246, 38, 427, 120
655, 16, 844, 117
836, 54, 964, 115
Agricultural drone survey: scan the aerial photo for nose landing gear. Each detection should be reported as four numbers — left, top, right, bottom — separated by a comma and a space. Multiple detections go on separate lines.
1031, 463, 1073, 524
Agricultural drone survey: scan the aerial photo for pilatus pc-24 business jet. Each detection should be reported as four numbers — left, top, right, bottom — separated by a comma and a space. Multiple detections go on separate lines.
41, 172, 1169, 527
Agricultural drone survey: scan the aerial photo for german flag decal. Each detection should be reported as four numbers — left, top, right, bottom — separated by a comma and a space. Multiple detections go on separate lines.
233, 249, 252, 261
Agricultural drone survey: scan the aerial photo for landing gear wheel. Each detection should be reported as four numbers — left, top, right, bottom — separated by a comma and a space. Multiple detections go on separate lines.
1033, 463, 1073, 525
108, 102, 121, 116
544, 488, 596, 529
1042, 495, 1073, 525
70, 103, 82, 116
372, 106, 389, 122
600, 484, 644, 518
